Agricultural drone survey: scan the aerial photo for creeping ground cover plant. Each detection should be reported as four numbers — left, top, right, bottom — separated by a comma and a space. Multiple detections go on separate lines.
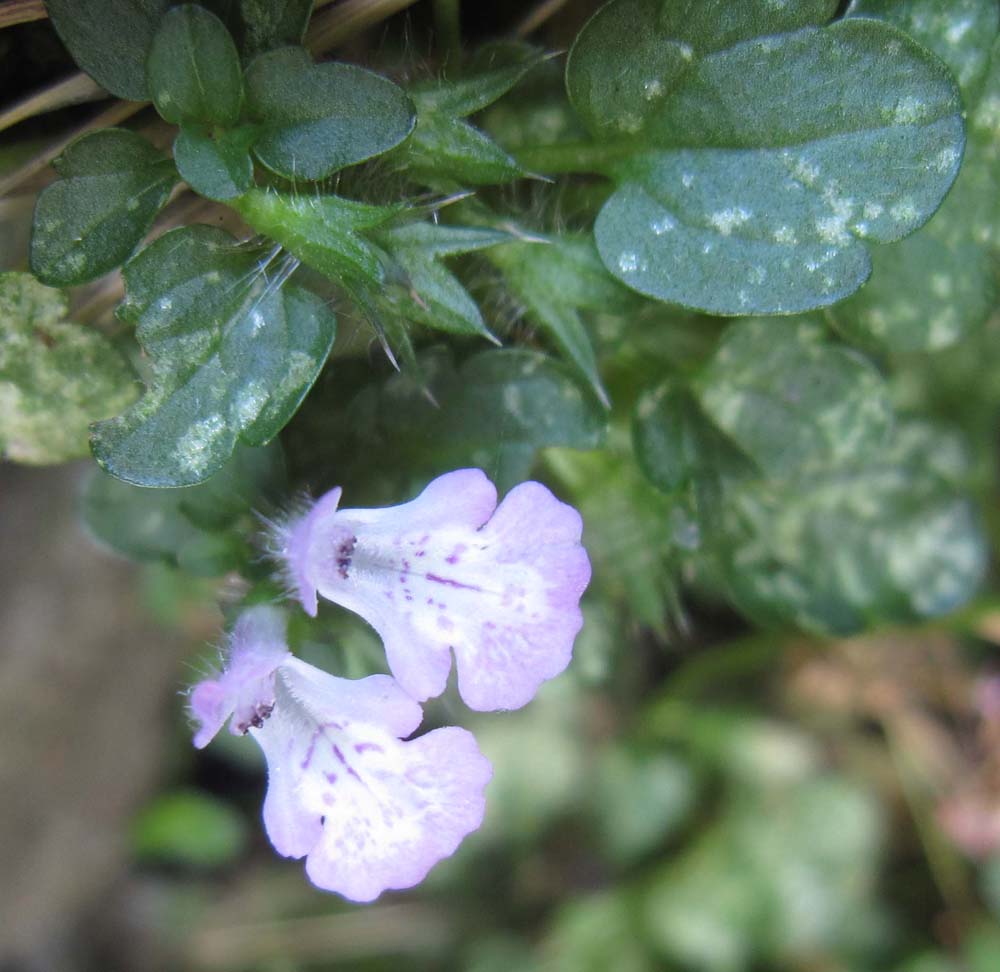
6, 0, 1000, 966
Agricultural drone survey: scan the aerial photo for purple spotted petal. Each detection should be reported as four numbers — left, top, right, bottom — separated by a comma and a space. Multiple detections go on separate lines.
190, 607, 492, 902
189, 605, 290, 748
255, 659, 491, 901
278, 469, 590, 711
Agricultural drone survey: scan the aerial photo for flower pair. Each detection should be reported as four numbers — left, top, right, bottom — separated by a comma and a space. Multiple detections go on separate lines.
190, 469, 590, 900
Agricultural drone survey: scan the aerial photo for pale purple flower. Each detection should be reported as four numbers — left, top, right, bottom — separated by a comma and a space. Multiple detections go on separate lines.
275, 469, 591, 711
190, 605, 492, 902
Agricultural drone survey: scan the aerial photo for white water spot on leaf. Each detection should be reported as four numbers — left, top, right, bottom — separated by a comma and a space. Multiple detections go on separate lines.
643, 79, 664, 100
618, 251, 640, 273
708, 207, 752, 236
650, 215, 676, 235
787, 155, 820, 187
892, 95, 928, 125
934, 146, 960, 173
889, 199, 919, 224
814, 215, 850, 244
773, 225, 796, 245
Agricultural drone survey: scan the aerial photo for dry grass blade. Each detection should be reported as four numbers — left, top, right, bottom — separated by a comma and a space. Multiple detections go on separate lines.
516, 0, 571, 36
0, 73, 107, 135
0, 99, 144, 199
0, 0, 45, 29
306, 0, 420, 54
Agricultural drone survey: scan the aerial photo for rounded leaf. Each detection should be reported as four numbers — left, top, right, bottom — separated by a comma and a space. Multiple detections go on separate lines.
246, 47, 415, 180
147, 4, 244, 126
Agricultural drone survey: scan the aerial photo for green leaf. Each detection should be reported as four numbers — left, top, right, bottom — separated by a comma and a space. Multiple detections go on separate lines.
82, 442, 284, 571
567, 4, 965, 313
132, 791, 248, 868
546, 446, 678, 630
489, 235, 626, 406
568, 0, 837, 139
233, 188, 398, 293
544, 892, 654, 972
245, 46, 415, 180
848, 0, 1000, 104
644, 777, 884, 970
395, 45, 544, 186
0, 272, 136, 464
593, 747, 696, 864
174, 125, 256, 201
45, 0, 170, 100
30, 129, 178, 286
378, 222, 509, 340
826, 151, 996, 352
632, 383, 753, 539
399, 109, 523, 186
419, 43, 546, 117
695, 317, 893, 478
966, 924, 1000, 972
240, 0, 314, 58
147, 5, 244, 126
713, 421, 988, 633
90, 226, 336, 486
332, 348, 606, 493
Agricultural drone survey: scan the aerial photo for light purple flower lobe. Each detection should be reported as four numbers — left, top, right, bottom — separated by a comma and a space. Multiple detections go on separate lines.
190, 605, 492, 902
279, 469, 591, 711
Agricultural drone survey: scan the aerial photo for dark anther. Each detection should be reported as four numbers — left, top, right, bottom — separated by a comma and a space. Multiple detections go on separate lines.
336, 535, 357, 579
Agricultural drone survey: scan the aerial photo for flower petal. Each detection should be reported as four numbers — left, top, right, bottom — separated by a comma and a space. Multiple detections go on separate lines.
282, 470, 590, 710
189, 604, 290, 748
253, 662, 490, 901
304, 726, 491, 901
453, 481, 590, 710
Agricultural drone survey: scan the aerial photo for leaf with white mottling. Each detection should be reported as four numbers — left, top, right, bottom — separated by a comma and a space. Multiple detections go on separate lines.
827, 149, 996, 352
30, 129, 178, 286
567, 1, 965, 313
695, 317, 893, 477
712, 421, 988, 633
91, 226, 336, 487
848, 0, 999, 103
0, 272, 136, 464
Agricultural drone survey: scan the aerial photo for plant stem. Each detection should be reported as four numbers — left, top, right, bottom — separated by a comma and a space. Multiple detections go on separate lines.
513, 140, 633, 177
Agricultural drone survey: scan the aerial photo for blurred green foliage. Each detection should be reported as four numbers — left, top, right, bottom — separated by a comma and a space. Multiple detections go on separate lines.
4, 0, 1000, 969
